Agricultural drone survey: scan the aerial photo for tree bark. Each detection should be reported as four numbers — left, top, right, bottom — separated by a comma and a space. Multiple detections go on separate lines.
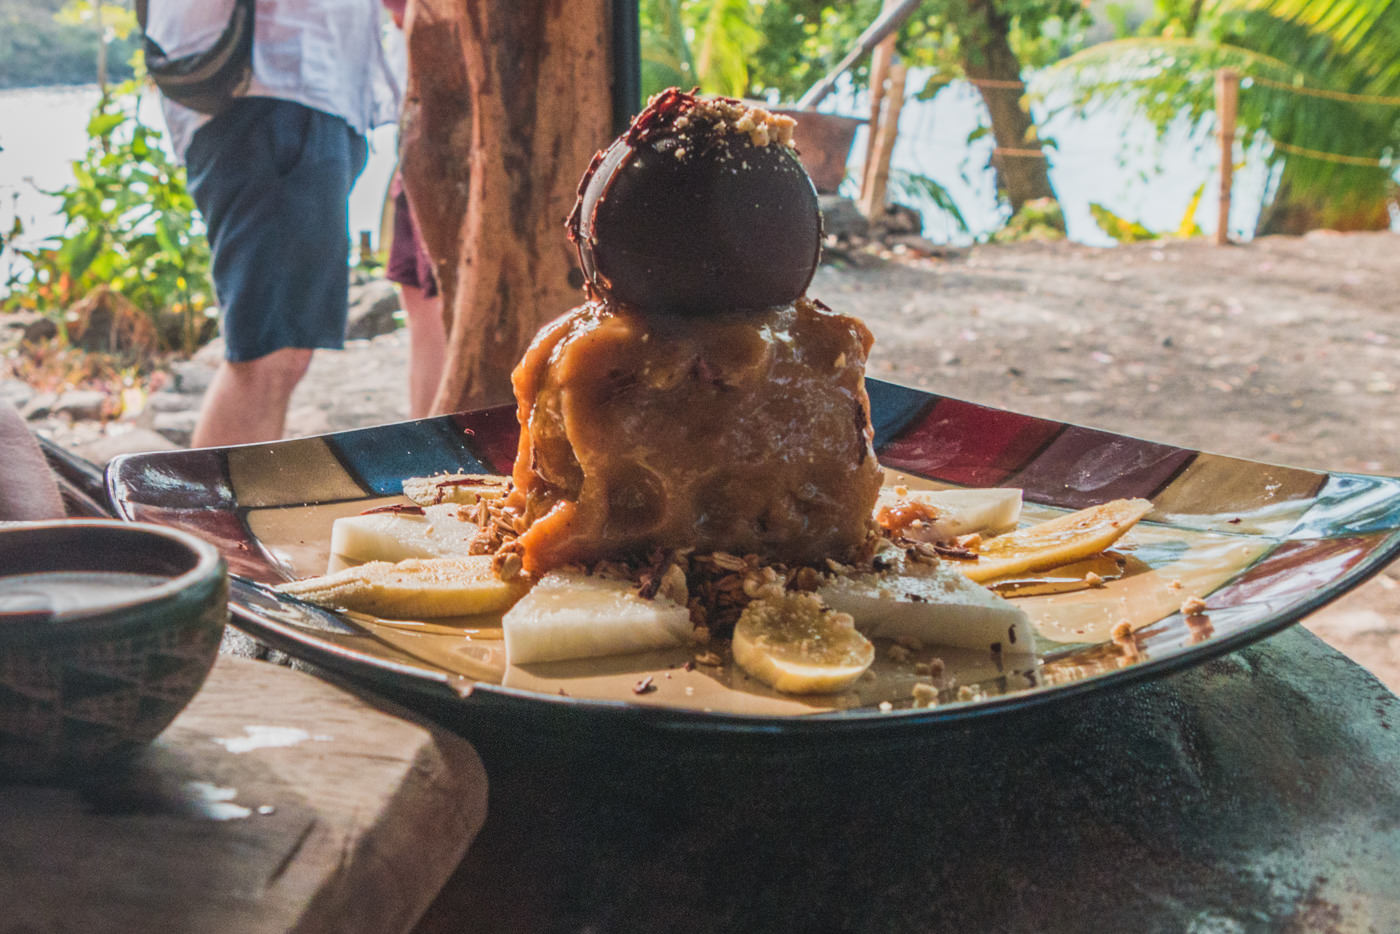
960, 0, 1059, 217
400, 0, 614, 414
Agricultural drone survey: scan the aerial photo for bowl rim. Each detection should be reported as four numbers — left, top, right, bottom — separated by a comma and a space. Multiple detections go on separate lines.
0, 518, 225, 626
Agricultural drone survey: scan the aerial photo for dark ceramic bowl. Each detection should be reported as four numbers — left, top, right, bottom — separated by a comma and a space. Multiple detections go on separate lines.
0, 520, 227, 780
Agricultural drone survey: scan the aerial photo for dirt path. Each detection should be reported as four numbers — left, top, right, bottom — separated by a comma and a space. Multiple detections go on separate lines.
830, 232, 1400, 474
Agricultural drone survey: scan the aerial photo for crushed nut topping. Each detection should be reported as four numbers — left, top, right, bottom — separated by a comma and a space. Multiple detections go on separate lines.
1180, 596, 1208, 616
912, 682, 939, 705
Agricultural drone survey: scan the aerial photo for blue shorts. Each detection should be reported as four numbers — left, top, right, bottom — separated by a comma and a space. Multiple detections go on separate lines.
185, 98, 368, 362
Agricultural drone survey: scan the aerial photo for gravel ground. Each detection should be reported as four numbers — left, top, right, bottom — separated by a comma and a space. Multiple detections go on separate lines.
36, 231, 1400, 692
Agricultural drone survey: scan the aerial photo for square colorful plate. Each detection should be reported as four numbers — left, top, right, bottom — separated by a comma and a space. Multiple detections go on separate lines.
106, 379, 1400, 739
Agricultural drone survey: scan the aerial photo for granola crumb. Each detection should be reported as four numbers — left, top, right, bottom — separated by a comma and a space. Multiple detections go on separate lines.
878, 700, 894, 712
912, 682, 939, 705
1085, 571, 1105, 587
1111, 620, 1134, 641
1181, 596, 1208, 616
1168, 579, 1183, 591
887, 643, 913, 663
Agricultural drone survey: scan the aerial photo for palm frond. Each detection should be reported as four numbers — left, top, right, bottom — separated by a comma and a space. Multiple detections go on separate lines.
1041, 30, 1399, 206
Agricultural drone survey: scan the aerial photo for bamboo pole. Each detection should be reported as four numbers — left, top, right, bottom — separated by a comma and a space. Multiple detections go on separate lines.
860, 27, 896, 204
859, 61, 907, 224
1215, 68, 1238, 246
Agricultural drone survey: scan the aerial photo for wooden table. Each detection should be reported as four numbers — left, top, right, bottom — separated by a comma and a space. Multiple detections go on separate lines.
1, 655, 488, 934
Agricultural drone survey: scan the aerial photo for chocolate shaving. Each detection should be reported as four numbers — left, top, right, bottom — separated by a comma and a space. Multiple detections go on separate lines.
932, 542, 979, 561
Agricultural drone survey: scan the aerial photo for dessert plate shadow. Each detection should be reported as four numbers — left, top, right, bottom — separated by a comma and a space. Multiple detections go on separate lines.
106, 379, 1400, 741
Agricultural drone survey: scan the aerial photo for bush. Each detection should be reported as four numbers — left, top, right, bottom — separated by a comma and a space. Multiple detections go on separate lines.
2, 77, 216, 360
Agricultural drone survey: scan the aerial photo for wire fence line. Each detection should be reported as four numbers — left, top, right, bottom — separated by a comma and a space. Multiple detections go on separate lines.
1234, 73, 1397, 169
935, 68, 1399, 169
1245, 73, 1400, 108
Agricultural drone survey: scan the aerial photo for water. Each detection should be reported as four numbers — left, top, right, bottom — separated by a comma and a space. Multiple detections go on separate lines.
817, 74, 1280, 245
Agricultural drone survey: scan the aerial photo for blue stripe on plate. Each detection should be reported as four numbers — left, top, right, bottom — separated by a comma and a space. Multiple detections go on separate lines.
326, 417, 488, 496
1287, 473, 1400, 539
865, 378, 937, 449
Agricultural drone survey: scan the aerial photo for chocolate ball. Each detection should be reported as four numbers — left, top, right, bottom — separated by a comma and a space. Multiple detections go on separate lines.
568, 89, 822, 315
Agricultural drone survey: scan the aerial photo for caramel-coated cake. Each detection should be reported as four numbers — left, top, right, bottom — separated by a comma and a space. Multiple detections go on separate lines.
503, 89, 883, 574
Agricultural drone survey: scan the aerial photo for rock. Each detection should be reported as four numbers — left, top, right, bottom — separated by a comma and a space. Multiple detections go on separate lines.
874, 203, 923, 235
52, 390, 109, 421
66, 287, 158, 354
346, 279, 402, 340
818, 195, 869, 240
0, 379, 34, 410
170, 359, 216, 394
145, 390, 198, 414
72, 426, 180, 466
3, 313, 58, 344
887, 234, 960, 258
152, 410, 200, 447
194, 337, 226, 364
22, 392, 59, 420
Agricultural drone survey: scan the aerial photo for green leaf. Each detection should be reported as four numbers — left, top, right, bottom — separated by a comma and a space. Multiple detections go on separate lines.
1177, 181, 1207, 237
1089, 202, 1159, 241
87, 111, 125, 138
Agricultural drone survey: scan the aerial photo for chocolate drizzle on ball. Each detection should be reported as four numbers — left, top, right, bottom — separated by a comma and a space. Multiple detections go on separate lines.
567, 88, 822, 315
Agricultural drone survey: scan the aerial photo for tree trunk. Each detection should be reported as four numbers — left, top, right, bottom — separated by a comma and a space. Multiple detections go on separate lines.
960, 0, 1058, 216
1255, 162, 1394, 236
400, 0, 614, 414
398, 1, 470, 317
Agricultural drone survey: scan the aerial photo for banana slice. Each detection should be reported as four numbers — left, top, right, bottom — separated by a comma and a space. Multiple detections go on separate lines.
732, 592, 874, 694
960, 498, 1154, 583
502, 570, 693, 666
876, 487, 1023, 541
329, 503, 481, 564
819, 554, 1034, 656
277, 555, 526, 618
402, 473, 510, 507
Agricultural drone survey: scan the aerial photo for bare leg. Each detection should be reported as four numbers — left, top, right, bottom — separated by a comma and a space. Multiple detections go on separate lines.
191, 347, 315, 447
399, 284, 447, 418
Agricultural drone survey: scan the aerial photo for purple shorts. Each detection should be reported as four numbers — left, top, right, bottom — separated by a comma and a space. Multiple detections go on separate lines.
386, 183, 438, 298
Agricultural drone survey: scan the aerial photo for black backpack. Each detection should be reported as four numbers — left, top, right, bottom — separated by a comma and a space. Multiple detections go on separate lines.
135, 0, 255, 116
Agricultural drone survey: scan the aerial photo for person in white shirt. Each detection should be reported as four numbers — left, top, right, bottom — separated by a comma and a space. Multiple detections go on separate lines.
145, 0, 397, 446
